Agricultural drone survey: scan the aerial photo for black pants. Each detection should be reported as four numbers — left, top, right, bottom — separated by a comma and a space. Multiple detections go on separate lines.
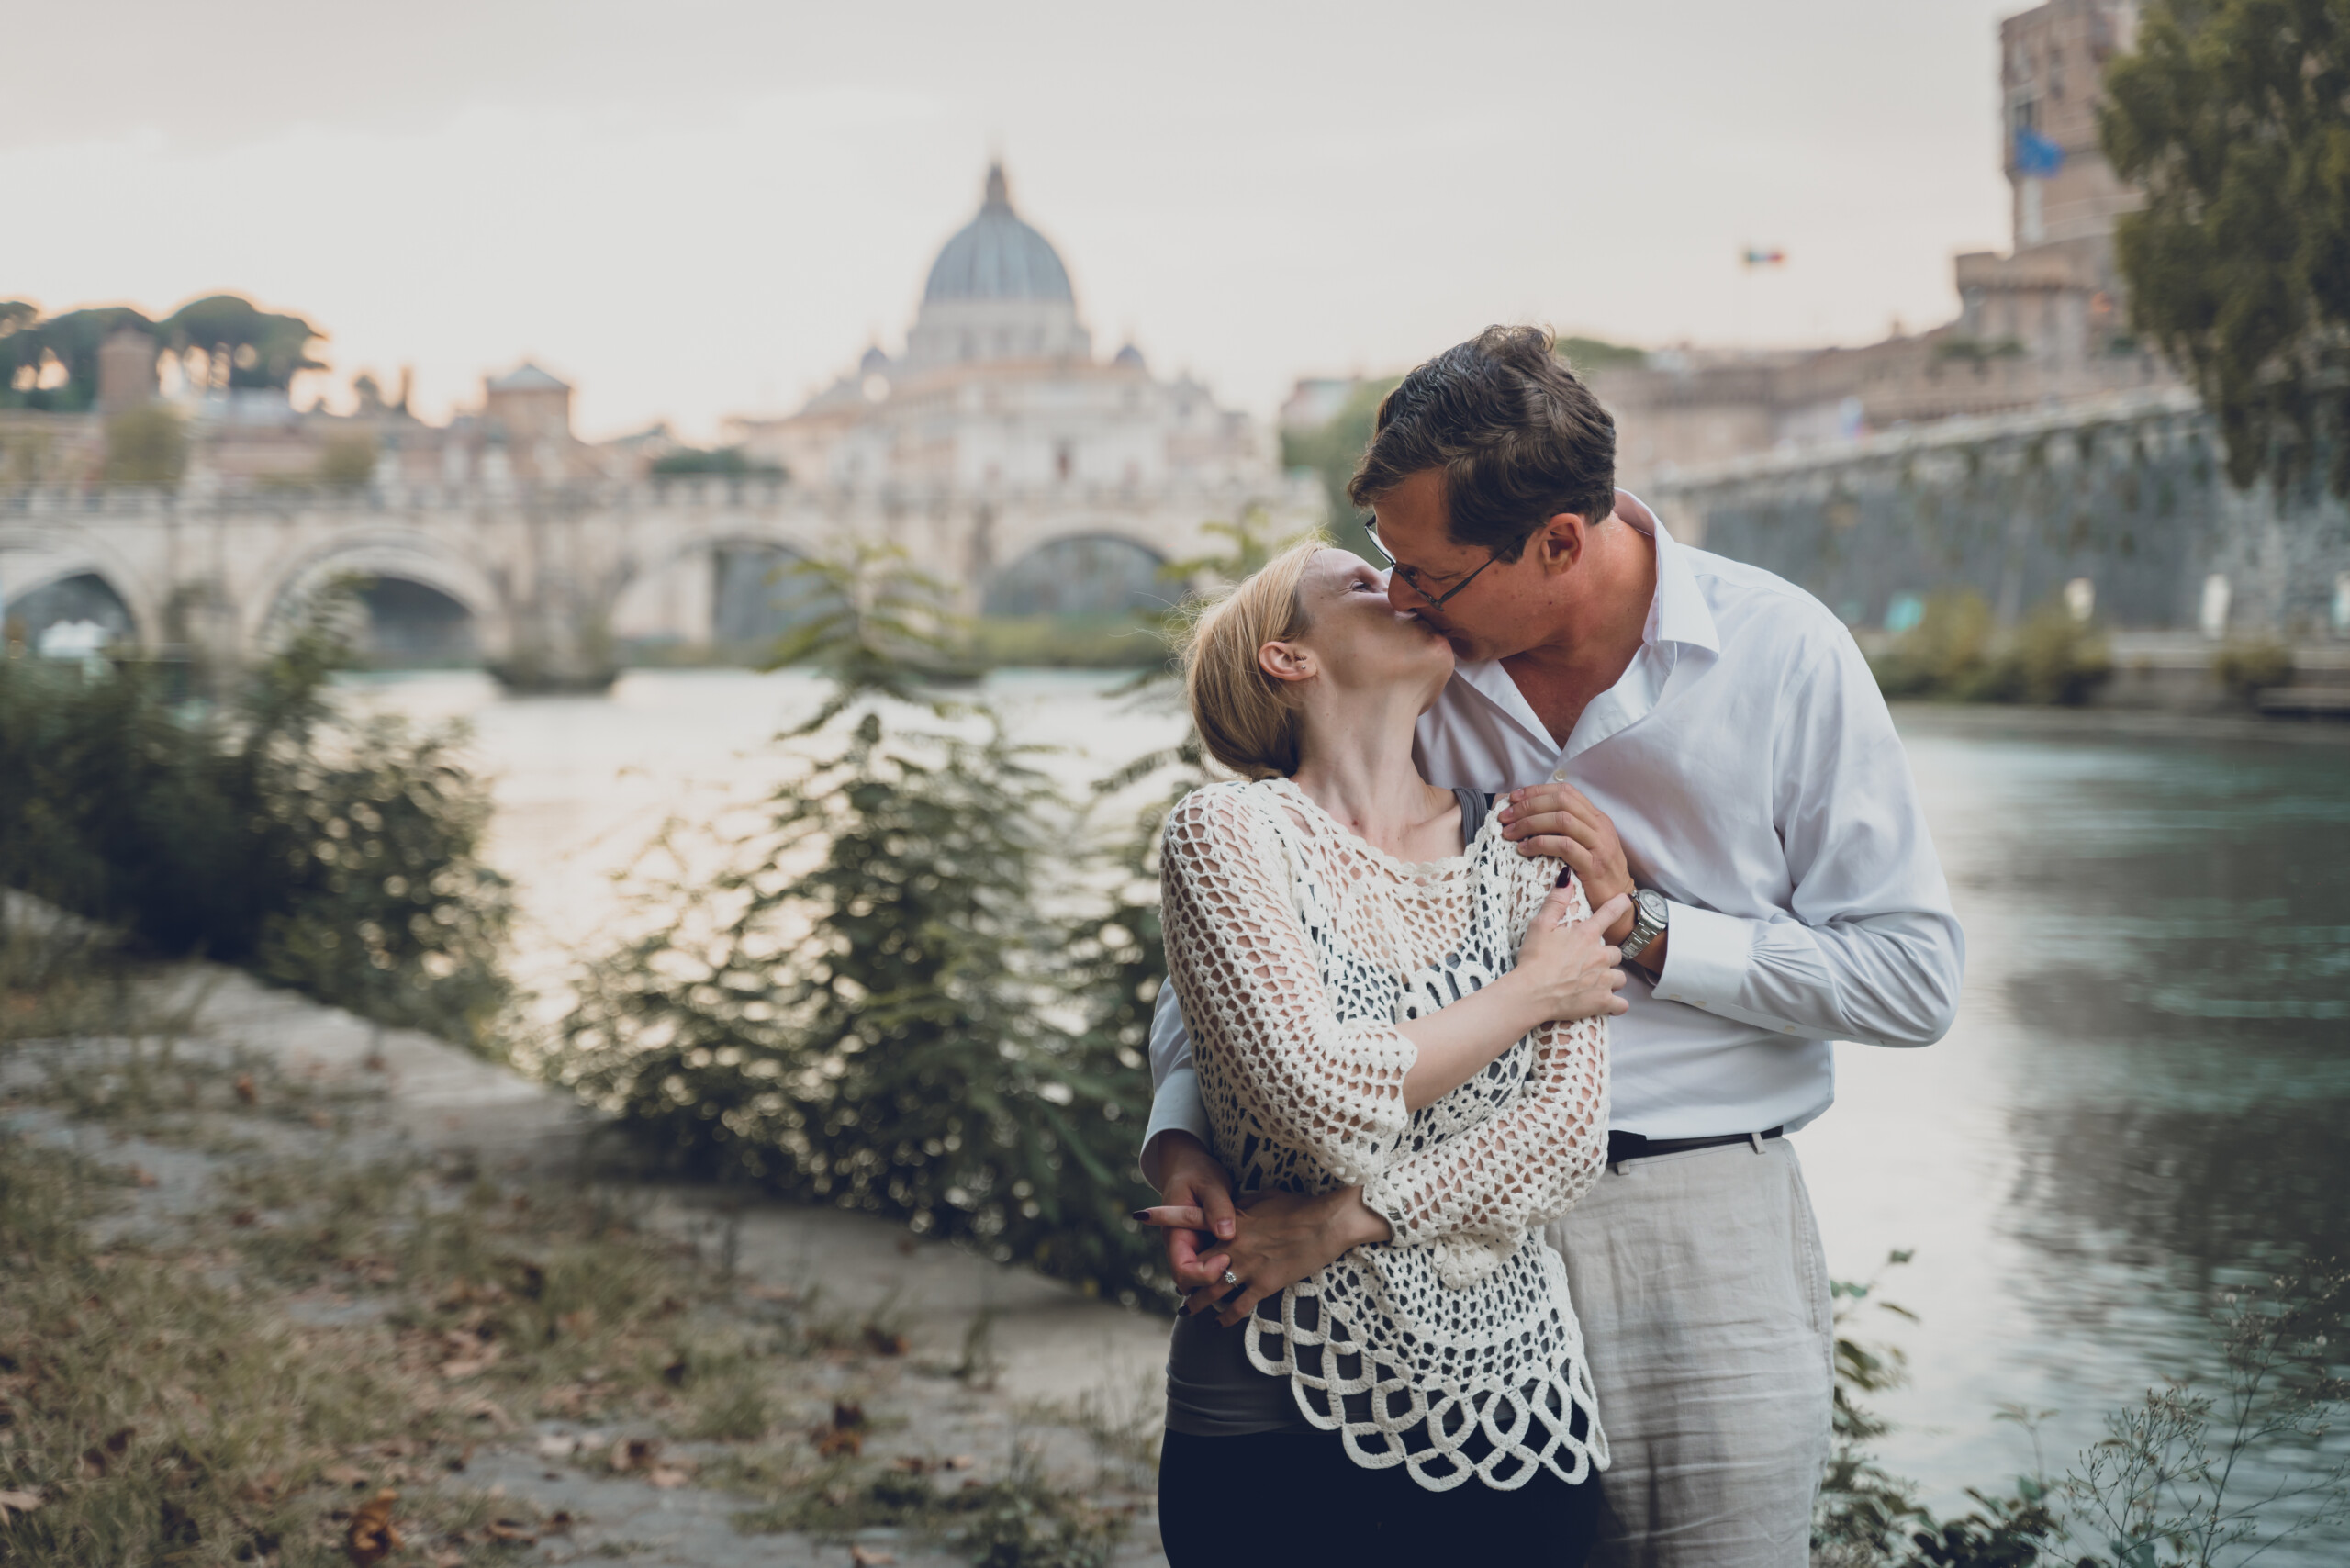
1158, 1428, 1599, 1566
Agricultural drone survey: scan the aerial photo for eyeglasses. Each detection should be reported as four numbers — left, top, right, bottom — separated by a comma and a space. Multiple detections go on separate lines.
1360, 518, 1500, 609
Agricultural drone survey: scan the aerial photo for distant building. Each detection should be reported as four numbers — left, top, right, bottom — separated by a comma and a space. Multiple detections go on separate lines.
1588, 0, 2172, 493
725, 162, 1292, 548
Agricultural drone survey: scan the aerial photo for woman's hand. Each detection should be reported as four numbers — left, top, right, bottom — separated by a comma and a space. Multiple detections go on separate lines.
1135, 1187, 1391, 1327
1506, 888, 1631, 1023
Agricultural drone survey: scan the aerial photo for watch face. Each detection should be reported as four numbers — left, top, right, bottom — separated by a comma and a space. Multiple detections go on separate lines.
1637, 889, 1669, 924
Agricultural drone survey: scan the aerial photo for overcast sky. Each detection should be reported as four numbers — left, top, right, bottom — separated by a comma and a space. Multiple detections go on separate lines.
10, 1, 2026, 441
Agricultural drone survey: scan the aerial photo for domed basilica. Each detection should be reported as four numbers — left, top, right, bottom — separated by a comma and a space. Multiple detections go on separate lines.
724, 163, 1315, 616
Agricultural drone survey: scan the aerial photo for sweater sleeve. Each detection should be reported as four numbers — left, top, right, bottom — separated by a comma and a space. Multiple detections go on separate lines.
1159, 787, 1416, 1186
1359, 855, 1611, 1288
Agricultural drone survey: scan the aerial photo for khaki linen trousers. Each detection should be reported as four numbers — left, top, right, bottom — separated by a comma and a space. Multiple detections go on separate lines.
1543, 1137, 1836, 1568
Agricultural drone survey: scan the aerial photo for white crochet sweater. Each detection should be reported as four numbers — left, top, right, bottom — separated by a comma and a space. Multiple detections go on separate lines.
1159, 777, 1611, 1492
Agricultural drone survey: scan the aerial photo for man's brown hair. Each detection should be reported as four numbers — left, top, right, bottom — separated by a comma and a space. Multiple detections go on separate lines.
1347, 326, 1617, 561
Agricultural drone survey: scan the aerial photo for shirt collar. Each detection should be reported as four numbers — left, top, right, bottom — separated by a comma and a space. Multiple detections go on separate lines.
1448, 494, 1718, 726
1625, 492, 1720, 657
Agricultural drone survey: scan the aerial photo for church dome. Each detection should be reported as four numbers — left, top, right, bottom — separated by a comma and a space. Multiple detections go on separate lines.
922, 163, 1073, 304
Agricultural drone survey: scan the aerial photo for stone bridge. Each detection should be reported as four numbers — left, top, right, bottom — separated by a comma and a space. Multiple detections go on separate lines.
0, 474, 1321, 687
1649, 386, 2350, 639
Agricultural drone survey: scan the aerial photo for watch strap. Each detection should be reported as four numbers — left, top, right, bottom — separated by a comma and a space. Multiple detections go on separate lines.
1618, 890, 1667, 964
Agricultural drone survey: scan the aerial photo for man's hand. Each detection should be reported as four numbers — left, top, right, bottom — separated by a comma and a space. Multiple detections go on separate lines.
1132, 1131, 1237, 1293
1136, 1187, 1391, 1327
1500, 782, 1637, 944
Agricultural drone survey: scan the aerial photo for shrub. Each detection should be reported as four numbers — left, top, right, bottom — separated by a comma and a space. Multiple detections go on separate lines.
1995, 599, 2114, 707
558, 545, 1161, 1304
315, 431, 376, 487
2213, 639, 2295, 700
101, 404, 186, 487
1870, 589, 2112, 707
0, 592, 511, 1047
1871, 589, 1997, 699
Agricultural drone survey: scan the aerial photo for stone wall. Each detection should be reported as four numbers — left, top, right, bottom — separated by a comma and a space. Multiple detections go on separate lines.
1651, 388, 2350, 639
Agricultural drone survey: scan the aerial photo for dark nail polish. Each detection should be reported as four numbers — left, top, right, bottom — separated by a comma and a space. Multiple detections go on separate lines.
1129, 1210, 1151, 1222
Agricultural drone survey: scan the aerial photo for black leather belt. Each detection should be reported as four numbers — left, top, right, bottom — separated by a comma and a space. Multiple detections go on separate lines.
1606, 1126, 1784, 1166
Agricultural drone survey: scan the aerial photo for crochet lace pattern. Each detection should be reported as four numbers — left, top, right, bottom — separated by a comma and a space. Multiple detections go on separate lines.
1160, 778, 1611, 1492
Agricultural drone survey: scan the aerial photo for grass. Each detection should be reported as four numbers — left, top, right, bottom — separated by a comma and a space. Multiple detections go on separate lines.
0, 928, 1148, 1566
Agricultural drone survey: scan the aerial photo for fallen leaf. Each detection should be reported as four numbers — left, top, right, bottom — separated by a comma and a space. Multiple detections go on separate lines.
811, 1421, 864, 1460
945, 1454, 975, 1471
610, 1437, 660, 1473
646, 1466, 689, 1490
462, 1398, 515, 1430
438, 1358, 495, 1381
891, 1455, 929, 1473
322, 1463, 369, 1489
554, 1307, 596, 1339
231, 1209, 259, 1227
346, 1489, 402, 1567
79, 1426, 135, 1476
850, 1547, 897, 1567
533, 1434, 576, 1461
543, 1511, 574, 1534
862, 1326, 910, 1357
431, 1552, 464, 1568
233, 1073, 257, 1105
0, 1489, 41, 1521
483, 1519, 537, 1544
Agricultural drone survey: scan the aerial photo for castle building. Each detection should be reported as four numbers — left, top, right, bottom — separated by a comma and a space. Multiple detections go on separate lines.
1576, 0, 2174, 493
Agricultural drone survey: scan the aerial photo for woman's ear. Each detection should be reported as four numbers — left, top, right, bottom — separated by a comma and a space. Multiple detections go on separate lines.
1258, 639, 1315, 685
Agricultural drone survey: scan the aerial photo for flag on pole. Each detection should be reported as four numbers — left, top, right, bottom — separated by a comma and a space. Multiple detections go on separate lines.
2014, 128, 2065, 177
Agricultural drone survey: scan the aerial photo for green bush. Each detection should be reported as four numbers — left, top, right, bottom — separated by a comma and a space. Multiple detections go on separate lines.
1870, 589, 2111, 707
0, 594, 511, 1047
2213, 639, 2295, 699
559, 546, 1161, 1304
1871, 589, 1997, 699
1994, 599, 2115, 707
101, 404, 186, 487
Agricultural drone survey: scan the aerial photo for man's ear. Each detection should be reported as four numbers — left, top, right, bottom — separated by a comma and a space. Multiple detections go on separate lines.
1258, 639, 1315, 685
1531, 512, 1591, 576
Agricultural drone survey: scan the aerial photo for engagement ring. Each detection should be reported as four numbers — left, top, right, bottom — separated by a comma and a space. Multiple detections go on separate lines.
1222, 1269, 1240, 1287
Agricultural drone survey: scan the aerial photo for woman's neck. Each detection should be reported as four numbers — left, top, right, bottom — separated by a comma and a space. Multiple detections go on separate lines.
1288, 693, 1450, 858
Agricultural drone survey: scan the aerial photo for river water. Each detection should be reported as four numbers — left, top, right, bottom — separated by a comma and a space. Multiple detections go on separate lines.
346, 667, 2350, 1537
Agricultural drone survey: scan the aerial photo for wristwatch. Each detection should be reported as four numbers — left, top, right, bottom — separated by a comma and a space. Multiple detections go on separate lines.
1617, 888, 1671, 968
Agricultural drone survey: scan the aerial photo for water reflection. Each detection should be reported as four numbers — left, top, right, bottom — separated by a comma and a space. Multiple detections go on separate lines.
1811, 712, 2350, 1554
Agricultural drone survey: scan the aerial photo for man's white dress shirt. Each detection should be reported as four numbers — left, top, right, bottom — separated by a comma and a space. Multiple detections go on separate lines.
1143, 510, 1963, 1169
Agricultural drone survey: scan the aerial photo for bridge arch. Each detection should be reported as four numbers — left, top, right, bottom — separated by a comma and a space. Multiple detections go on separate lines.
981, 530, 1176, 618
0, 525, 165, 652
609, 526, 843, 662
247, 529, 512, 665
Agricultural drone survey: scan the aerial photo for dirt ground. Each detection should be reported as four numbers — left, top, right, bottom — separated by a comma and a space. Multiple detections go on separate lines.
1, 950, 1173, 1568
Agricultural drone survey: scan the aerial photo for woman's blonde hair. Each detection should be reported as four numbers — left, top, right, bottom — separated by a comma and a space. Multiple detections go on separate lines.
1181, 539, 1326, 779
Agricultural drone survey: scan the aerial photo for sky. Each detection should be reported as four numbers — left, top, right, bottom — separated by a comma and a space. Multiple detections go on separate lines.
9, 1, 2026, 442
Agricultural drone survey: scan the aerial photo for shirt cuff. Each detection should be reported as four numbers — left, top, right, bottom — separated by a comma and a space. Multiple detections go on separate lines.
1138, 1065, 1212, 1188
1650, 901, 1754, 1015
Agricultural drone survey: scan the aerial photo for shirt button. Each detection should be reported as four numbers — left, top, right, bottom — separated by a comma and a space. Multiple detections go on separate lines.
1550, 770, 1566, 782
